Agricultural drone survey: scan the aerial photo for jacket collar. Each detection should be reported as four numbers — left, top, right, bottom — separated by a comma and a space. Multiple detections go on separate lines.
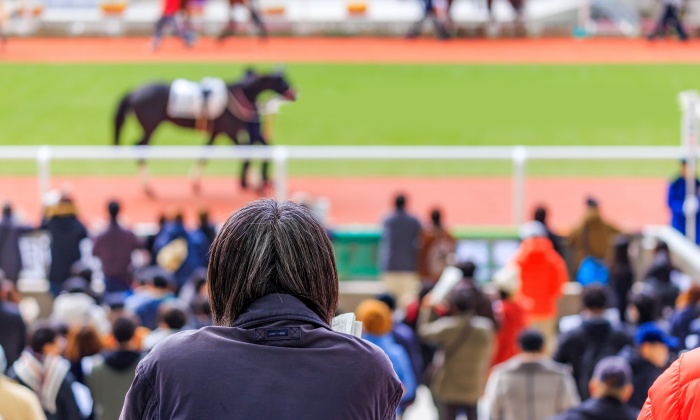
233, 294, 331, 330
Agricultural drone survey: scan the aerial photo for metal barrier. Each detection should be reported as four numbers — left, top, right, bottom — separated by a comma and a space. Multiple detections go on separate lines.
0, 145, 691, 226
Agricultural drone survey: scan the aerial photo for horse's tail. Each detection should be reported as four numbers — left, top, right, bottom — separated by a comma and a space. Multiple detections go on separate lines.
114, 93, 132, 145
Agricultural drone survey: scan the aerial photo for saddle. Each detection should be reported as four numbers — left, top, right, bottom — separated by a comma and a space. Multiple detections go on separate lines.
167, 78, 228, 130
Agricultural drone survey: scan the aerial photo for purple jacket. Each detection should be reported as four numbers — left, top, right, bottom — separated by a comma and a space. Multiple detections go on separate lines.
120, 294, 403, 419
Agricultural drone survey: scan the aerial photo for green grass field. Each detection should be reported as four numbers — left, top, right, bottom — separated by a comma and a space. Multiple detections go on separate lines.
0, 63, 696, 177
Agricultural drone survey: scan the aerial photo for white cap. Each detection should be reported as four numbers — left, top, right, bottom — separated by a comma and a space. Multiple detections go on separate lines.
492, 266, 520, 296
520, 221, 547, 240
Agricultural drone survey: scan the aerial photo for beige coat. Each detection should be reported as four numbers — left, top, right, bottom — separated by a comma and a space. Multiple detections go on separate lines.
0, 376, 46, 420
418, 308, 495, 405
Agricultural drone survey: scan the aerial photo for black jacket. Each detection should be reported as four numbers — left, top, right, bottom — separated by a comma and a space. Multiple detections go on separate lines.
619, 346, 664, 410
0, 301, 26, 371
42, 214, 87, 287
121, 294, 402, 419
553, 318, 632, 400
550, 396, 638, 420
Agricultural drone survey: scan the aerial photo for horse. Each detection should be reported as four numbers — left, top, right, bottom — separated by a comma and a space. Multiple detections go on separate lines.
113, 71, 296, 194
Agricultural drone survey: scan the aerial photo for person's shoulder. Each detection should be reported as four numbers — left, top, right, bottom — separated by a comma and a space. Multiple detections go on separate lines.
540, 358, 575, 376
471, 315, 495, 333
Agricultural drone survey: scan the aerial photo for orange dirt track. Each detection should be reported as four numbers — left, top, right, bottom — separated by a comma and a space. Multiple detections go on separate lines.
1, 37, 686, 229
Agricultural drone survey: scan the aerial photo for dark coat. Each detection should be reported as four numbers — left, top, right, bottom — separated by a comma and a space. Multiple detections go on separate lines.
550, 396, 638, 420
670, 306, 698, 350
41, 211, 87, 288
668, 176, 700, 243
380, 210, 422, 272
553, 318, 633, 400
619, 346, 664, 410
0, 301, 26, 370
0, 217, 31, 282
7, 368, 82, 420
120, 294, 402, 419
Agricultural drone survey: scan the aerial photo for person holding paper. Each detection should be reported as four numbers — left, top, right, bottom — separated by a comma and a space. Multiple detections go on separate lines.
121, 200, 402, 419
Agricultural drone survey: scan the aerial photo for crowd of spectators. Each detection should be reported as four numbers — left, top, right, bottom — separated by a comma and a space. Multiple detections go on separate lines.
0, 190, 698, 420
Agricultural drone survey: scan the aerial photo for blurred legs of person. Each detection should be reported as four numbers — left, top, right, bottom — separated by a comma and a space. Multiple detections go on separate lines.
407, 0, 450, 40
152, 14, 195, 51
438, 403, 477, 420
218, 0, 267, 42
648, 4, 688, 41
382, 272, 421, 310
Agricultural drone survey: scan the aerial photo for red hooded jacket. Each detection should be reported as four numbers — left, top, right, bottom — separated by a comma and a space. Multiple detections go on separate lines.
638, 347, 700, 420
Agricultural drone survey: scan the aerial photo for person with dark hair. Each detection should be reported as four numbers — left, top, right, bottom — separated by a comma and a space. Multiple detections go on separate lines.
642, 241, 680, 313
51, 277, 110, 335
619, 323, 676, 410
87, 317, 143, 420
512, 221, 568, 350
418, 290, 495, 420
483, 330, 579, 420
0, 279, 26, 371
448, 261, 497, 328
626, 292, 664, 336
196, 209, 216, 257
121, 199, 402, 418
418, 208, 456, 284
552, 357, 637, 420
380, 193, 423, 309
490, 266, 527, 367
554, 285, 632, 400
0, 202, 32, 283
125, 268, 176, 330
8, 322, 82, 420
41, 196, 88, 295
142, 305, 188, 351
533, 205, 565, 257
64, 324, 103, 385
0, 345, 46, 420
92, 200, 143, 295
609, 237, 634, 323
567, 198, 622, 282
670, 284, 700, 349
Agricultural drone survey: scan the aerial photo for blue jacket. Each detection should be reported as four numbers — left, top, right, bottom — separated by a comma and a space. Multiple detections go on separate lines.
121, 294, 402, 419
363, 333, 417, 407
153, 222, 207, 288
668, 176, 700, 242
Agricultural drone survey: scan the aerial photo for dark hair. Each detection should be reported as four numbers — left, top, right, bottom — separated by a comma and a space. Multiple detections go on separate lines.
586, 197, 599, 208
30, 322, 58, 354
533, 206, 547, 224
160, 306, 187, 330
2, 203, 11, 218
108, 200, 120, 221
518, 330, 544, 353
174, 212, 184, 224
112, 317, 136, 344
376, 293, 397, 312
430, 209, 442, 227
449, 291, 474, 314
198, 209, 210, 227
457, 261, 476, 279
208, 200, 339, 325
152, 274, 171, 290
582, 285, 608, 310
394, 194, 406, 211
630, 292, 659, 324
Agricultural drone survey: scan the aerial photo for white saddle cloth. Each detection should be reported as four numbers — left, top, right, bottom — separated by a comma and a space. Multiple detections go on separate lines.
167, 78, 228, 120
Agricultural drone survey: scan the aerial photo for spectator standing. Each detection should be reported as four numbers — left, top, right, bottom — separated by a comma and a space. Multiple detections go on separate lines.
0, 346, 46, 420
483, 330, 579, 420
567, 198, 621, 281
121, 200, 402, 418
418, 291, 495, 420
667, 159, 699, 241
490, 266, 528, 367
626, 292, 667, 337
448, 261, 497, 328
41, 196, 87, 295
87, 317, 143, 420
8, 322, 82, 420
641, 242, 679, 313
355, 299, 416, 417
533, 205, 565, 258
648, 0, 689, 41
619, 323, 676, 410
92, 200, 142, 295
142, 305, 188, 351
196, 209, 217, 258
0, 279, 26, 371
379, 194, 422, 309
609, 238, 634, 323
639, 346, 700, 419
0, 203, 31, 283
406, 0, 451, 39
551, 357, 638, 420
418, 208, 456, 284
554, 286, 632, 400
511, 221, 568, 349
670, 285, 700, 350
145, 214, 167, 266
153, 212, 207, 291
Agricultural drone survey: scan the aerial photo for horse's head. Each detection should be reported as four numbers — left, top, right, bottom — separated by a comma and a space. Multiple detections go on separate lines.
266, 70, 296, 101
236, 70, 296, 102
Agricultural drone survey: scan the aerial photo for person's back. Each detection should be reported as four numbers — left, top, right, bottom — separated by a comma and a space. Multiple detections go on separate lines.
381, 210, 421, 272
0, 204, 30, 283
0, 298, 26, 369
93, 201, 141, 293
121, 200, 402, 419
42, 199, 87, 289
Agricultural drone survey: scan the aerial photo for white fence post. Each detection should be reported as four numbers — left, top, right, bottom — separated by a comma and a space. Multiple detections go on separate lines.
36, 146, 51, 203
274, 146, 289, 201
680, 91, 699, 244
512, 146, 528, 227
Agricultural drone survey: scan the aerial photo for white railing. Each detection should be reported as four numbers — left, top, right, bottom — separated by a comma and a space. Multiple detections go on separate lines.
1, 145, 690, 226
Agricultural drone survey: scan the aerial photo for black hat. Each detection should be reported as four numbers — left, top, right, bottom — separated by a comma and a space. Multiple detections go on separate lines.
593, 357, 632, 388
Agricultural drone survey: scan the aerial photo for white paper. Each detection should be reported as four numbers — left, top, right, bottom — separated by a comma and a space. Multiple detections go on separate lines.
430, 265, 463, 305
332, 313, 356, 335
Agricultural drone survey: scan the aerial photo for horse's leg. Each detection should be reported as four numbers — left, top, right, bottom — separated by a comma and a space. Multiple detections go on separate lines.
191, 130, 218, 194
134, 110, 161, 197
249, 122, 271, 194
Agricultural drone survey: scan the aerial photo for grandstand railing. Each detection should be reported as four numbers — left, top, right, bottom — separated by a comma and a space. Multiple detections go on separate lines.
0, 145, 689, 225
